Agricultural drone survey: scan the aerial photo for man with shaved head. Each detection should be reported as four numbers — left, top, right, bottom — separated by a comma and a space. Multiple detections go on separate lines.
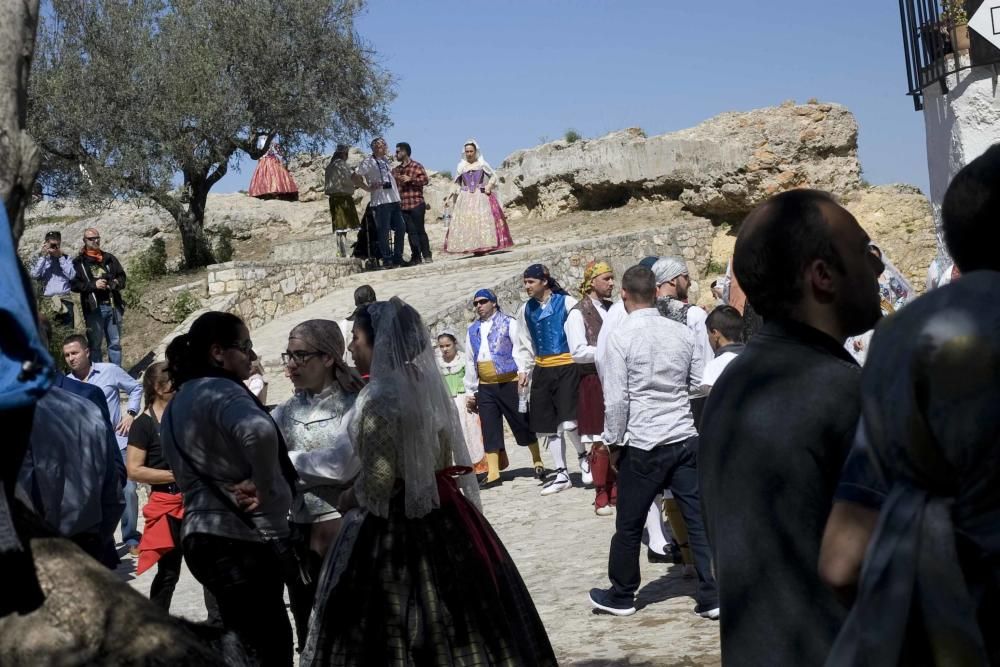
698, 189, 884, 666
71, 227, 128, 365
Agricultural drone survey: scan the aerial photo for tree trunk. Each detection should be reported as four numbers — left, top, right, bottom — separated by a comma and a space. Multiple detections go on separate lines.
0, 0, 41, 248
177, 177, 215, 268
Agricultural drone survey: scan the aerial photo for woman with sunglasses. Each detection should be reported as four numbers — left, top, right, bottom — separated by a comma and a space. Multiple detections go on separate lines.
272, 319, 363, 647
161, 311, 295, 666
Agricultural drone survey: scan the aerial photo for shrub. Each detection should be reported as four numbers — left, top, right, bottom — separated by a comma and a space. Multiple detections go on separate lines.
129, 238, 168, 283
438, 170, 453, 181
213, 227, 234, 263
169, 290, 200, 322
565, 129, 581, 143
706, 259, 727, 275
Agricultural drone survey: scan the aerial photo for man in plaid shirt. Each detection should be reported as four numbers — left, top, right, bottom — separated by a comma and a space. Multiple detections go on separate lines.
393, 142, 433, 264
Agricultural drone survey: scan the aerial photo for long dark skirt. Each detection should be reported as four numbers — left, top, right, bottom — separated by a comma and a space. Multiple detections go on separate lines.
302, 476, 557, 666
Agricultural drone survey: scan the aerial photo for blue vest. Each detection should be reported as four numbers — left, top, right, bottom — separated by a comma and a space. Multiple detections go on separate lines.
469, 312, 518, 375
524, 293, 571, 356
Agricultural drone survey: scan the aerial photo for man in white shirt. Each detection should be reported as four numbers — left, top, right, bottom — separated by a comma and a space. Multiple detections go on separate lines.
352, 137, 406, 269
700, 305, 746, 397
589, 264, 718, 619
464, 289, 542, 487
516, 264, 591, 496
565, 260, 616, 516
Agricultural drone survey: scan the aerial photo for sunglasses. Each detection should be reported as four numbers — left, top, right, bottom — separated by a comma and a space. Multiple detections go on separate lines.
227, 340, 254, 355
472, 299, 491, 306
84, 236, 101, 242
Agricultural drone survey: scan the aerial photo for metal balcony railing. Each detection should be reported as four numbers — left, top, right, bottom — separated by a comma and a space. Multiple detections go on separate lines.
899, 0, 1000, 110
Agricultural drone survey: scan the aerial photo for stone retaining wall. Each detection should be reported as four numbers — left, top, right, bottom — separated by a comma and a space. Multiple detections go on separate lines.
206, 259, 363, 329
424, 219, 714, 337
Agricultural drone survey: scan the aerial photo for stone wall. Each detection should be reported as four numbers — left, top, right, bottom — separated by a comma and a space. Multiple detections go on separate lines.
206, 258, 363, 329
424, 219, 715, 337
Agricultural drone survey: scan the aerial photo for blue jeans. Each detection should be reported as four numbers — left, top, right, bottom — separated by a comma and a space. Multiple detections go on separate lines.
85, 303, 122, 365
119, 449, 140, 545
373, 202, 406, 265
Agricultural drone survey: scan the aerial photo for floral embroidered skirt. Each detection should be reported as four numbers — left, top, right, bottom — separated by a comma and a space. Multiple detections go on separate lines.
444, 190, 514, 255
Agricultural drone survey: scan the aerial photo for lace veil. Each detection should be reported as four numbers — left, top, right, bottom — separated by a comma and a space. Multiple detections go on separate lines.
347, 297, 481, 517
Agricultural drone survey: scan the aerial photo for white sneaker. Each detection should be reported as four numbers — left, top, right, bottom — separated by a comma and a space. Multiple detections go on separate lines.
579, 453, 593, 486
540, 470, 571, 496
595, 505, 614, 517
696, 605, 720, 620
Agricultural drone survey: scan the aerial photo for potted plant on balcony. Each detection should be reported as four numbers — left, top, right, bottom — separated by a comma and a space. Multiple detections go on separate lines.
943, 0, 970, 52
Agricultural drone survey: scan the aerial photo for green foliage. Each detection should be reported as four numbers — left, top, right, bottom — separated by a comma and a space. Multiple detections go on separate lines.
438, 170, 453, 181
941, 0, 967, 24
29, 0, 395, 268
564, 129, 582, 144
213, 228, 234, 263
169, 290, 200, 322
122, 238, 168, 308
33, 286, 76, 373
705, 259, 727, 275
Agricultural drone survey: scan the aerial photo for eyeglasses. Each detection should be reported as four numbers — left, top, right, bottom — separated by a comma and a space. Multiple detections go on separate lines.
281, 350, 323, 366
84, 236, 100, 242
227, 340, 254, 355
472, 299, 491, 306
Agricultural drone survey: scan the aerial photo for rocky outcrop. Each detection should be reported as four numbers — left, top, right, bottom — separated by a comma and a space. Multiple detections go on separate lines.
497, 101, 861, 220
841, 184, 937, 293
0, 537, 247, 665
705, 184, 938, 295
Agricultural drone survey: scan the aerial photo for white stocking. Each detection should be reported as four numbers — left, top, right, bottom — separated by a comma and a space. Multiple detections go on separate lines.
545, 432, 568, 475
559, 420, 585, 457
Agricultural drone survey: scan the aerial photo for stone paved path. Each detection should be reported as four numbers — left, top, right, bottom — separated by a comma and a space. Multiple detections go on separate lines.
122, 440, 720, 665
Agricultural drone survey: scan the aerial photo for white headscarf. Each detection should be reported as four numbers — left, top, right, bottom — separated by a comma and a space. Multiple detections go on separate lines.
455, 139, 494, 177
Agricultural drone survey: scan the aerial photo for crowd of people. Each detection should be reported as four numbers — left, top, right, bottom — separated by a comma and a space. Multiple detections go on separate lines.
7, 143, 1000, 666
324, 137, 514, 269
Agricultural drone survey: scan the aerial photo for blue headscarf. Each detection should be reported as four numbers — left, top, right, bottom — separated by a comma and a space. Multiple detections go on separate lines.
523, 264, 567, 295
473, 288, 497, 304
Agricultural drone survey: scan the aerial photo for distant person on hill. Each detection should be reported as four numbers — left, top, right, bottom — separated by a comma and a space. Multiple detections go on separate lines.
30, 230, 76, 328
71, 228, 127, 365
442, 140, 514, 256
352, 137, 406, 270
392, 142, 432, 265
324, 144, 360, 258
339, 284, 376, 371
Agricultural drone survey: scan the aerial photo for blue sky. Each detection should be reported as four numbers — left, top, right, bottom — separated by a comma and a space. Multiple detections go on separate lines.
217, 0, 929, 194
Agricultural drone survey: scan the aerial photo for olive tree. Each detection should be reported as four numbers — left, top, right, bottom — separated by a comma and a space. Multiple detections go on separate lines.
30, 0, 393, 267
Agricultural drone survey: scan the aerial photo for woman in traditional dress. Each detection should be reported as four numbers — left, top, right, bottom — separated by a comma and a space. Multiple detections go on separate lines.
273, 319, 363, 647
324, 144, 361, 257
435, 330, 487, 479
248, 140, 299, 201
443, 140, 514, 256
300, 297, 556, 667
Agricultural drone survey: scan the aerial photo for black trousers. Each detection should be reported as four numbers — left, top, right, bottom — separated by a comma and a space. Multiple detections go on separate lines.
608, 438, 718, 608
477, 382, 536, 452
373, 202, 405, 265
183, 534, 293, 666
401, 203, 431, 261
149, 546, 222, 624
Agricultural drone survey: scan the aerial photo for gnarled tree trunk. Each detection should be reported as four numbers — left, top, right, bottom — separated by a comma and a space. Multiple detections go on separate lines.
0, 0, 41, 248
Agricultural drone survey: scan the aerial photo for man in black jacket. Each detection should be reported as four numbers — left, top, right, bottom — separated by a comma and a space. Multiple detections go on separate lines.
71, 227, 127, 365
698, 189, 884, 666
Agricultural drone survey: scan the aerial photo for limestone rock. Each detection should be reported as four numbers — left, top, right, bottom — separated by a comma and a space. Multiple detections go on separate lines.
841, 184, 937, 293
497, 102, 861, 220
0, 537, 247, 665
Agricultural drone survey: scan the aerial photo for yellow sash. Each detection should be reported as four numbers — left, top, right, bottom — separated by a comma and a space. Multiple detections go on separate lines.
476, 361, 517, 385
534, 353, 574, 368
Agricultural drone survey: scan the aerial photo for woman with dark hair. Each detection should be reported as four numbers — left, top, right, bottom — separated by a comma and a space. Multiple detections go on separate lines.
435, 330, 487, 479
161, 312, 295, 666
299, 298, 556, 666
272, 319, 362, 646
127, 361, 220, 621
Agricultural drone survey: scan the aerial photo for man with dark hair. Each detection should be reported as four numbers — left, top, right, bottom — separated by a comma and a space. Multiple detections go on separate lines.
352, 138, 406, 269
30, 230, 77, 328
71, 227, 127, 365
700, 305, 745, 396
464, 288, 542, 487
699, 189, 883, 666
63, 333, 144, 554
392, 142, 432, 265
516, 264, 590, 495
589, 264, 717, 618
819, 145, 1000, 663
